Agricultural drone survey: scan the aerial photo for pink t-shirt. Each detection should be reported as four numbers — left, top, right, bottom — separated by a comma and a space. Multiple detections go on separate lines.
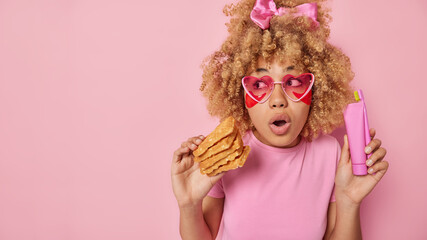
208, 130, 341, 240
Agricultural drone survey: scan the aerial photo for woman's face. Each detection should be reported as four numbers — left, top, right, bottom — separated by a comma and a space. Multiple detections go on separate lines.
244, 57, 311, 148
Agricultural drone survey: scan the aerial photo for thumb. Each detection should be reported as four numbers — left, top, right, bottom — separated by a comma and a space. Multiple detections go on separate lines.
209, 172, 225, 186
340, 134, 351, 164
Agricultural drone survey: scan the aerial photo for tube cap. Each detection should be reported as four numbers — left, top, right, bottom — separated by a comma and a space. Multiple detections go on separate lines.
352, 164, 368, 175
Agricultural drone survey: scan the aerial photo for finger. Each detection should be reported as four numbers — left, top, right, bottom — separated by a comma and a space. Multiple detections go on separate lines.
209, 172, 225, 187
188, 136, 205, 146
367, 160, 389, 180
365, 147, 387, 167
181, 138, 198, 151
188, 135, 204, 141
369, 128, 376, 140
177, 135, 205, 159
365, 138, 382, 154
340, 134, 351, 164
193, 137, 202, 145
192, 136, 206, 147
173, 146, 190, 163
186, 141, 198, 151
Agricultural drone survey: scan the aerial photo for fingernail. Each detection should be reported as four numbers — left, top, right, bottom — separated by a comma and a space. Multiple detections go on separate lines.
195, 139, 202, 144
365, 146, 371, 154
191, 144, 196, 148
366, 159, 373, 166
368, 168, 374, 173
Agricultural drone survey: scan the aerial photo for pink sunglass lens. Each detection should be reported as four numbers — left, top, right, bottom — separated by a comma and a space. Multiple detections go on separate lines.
243, 76, 272, 102
283, 74, 313, 100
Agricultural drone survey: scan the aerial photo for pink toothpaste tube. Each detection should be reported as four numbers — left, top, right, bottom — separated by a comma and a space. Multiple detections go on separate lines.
343, 89, 372, 176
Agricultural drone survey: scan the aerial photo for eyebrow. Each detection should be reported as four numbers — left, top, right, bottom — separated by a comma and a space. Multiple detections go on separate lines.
255, 65, 295, 73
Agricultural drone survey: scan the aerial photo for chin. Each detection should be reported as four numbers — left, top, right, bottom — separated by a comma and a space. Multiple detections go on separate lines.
269, 135, 297, 148
260, 129, 298, 148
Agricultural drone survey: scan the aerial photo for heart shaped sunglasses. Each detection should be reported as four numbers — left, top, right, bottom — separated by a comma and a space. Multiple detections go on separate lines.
241, 73, 315, 103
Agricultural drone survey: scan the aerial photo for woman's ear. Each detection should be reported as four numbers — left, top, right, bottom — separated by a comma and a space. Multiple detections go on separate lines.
242, 89, 248, 110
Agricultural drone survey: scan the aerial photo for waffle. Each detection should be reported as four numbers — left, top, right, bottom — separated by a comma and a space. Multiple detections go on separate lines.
193, 116, 251, 176
206, 146, 250, 177
193, 116, 236, 157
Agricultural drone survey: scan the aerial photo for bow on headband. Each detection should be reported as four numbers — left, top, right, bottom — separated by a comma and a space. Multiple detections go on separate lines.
250, 0, 320, 29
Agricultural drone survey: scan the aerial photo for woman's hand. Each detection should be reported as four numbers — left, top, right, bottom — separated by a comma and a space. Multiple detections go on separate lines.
171, 135, 224, 208
334, 128, 389, 206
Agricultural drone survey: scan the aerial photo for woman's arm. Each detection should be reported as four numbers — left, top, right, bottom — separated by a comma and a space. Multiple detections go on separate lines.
323, 202, 336, 240
179, 196, 224, 240
327, 130, 389, 240
202, 196, 224, 239
328, 194, 362, 240
171, 135, 225, 240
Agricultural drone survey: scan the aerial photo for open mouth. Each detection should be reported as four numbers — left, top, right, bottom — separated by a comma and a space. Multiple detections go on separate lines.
269, 114, 291, 135
273, 120, 287, 127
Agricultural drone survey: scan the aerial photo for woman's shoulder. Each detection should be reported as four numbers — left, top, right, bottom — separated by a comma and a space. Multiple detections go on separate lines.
307, 134, 341, 167
308, 133, 340, 149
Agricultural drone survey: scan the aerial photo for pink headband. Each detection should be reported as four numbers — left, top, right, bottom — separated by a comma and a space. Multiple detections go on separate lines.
250, 0, 320, 30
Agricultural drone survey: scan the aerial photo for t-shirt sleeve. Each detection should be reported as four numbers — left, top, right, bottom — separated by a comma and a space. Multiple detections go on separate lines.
207, 178, 225, 198
330, 138, 342, 203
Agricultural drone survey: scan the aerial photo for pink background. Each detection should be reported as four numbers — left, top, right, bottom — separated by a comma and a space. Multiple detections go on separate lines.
0, 0, 426, 239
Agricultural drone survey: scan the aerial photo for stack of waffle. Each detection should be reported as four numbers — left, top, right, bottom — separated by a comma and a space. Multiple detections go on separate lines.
193, 116, 251, 177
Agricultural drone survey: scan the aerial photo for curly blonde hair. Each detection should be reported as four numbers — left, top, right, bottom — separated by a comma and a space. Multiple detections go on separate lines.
200, 0, 356, 142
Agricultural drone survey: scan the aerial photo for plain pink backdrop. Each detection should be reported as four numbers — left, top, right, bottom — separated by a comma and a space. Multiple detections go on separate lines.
0, 0, 426, 239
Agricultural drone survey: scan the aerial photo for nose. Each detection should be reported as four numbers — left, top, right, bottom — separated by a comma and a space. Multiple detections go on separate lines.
269, 83, 288, 109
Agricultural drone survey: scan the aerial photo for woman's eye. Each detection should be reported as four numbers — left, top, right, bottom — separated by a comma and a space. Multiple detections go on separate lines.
285, 79, 302, 87
254, 80, 267, 89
